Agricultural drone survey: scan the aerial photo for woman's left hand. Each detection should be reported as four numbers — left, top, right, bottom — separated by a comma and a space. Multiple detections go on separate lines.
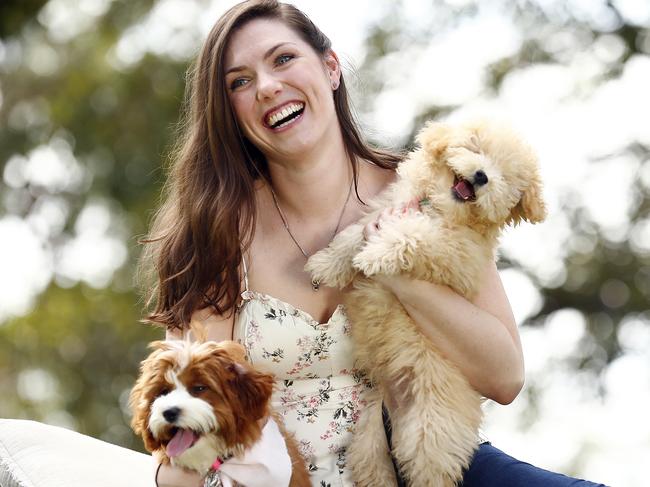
362, 198, 421, 241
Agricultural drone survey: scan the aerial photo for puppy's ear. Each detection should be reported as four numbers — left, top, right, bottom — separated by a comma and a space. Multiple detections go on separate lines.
219, 340, 248, 363
229, 362, 275, 421
216, 340, 274, 421
511, 177, 547, 224
129, 356, 166, 454
416, 121, 455, 162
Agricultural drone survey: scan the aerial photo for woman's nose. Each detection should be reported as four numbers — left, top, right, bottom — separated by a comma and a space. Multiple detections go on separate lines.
256, 72, 282, 101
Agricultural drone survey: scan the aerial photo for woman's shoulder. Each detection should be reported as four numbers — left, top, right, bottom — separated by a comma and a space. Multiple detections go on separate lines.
361, 159, 398, 198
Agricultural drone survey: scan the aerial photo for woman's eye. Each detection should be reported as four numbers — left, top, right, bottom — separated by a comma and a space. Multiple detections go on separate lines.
230, 78, 248, 90
276, 54, 294, 66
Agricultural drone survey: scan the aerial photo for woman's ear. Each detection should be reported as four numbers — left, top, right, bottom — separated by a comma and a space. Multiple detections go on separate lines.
324, 49, 341, 90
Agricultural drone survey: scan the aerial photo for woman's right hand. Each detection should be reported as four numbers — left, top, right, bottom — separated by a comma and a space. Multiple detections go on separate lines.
155, 461, 203, 487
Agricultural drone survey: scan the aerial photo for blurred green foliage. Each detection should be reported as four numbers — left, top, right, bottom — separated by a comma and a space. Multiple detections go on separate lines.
0, 0, 176, 451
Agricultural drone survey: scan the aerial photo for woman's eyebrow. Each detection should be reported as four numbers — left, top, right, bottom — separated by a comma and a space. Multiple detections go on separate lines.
225, 42, 297, 75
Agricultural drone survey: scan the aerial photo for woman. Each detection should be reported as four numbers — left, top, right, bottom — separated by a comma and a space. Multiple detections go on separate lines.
141, 1, 605, 486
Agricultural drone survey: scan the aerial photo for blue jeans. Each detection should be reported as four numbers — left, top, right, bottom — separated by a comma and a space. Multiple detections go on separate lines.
382, 405, 608, 486
460, 442, 608, 486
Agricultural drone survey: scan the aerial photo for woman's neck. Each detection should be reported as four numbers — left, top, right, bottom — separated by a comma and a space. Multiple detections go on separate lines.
265, 133, 354, 223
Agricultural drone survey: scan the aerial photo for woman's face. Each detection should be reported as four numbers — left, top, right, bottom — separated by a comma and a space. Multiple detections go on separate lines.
224, 18, 341, 163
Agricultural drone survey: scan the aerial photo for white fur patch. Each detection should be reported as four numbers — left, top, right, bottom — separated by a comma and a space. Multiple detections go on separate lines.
149, 373, 218, 439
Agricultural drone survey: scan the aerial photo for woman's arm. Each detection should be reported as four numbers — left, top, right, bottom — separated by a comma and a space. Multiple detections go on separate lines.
153, 458, 203, 487
165, 307, 235, 342
374, 262, 524, 405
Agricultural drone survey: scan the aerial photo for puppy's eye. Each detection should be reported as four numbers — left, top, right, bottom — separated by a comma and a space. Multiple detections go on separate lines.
158, 387, 170, 397
191, 385, 208, 394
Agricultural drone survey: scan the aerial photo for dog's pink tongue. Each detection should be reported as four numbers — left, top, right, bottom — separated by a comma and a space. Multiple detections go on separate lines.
166, 429, 198, 458
453, 179, 476, 201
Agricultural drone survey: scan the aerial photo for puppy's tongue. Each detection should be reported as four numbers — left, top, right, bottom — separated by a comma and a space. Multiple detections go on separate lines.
166, 429, 198, 458
453, 179, 476, 201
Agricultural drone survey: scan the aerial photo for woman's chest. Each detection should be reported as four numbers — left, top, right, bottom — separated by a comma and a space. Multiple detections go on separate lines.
236, 294, 356, 380
247, 227, 345, 324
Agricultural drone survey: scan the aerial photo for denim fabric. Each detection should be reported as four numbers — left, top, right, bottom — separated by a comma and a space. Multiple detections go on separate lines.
382, 404, 609, 487
461, 443, 609, 487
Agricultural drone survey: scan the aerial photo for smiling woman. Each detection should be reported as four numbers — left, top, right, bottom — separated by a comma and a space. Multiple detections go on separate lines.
224, 18, 341, 160
139, 3, 401, 485
130, 2, 613, 487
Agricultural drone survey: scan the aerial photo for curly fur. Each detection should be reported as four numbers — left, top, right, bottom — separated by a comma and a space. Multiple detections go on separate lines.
306, 119, 546, 486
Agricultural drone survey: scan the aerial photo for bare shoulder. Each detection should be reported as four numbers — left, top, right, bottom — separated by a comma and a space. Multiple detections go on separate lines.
166, 307, 234, 342
360, 160, 398, 199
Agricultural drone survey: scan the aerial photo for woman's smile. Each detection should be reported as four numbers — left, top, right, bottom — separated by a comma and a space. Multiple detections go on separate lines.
263, 100, 306, 130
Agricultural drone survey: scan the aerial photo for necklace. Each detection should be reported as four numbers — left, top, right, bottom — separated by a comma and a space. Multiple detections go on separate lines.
270, 177, 353, 291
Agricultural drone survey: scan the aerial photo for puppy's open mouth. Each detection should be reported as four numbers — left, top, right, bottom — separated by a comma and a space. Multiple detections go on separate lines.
166, 427, 200, 458
452, 174, 476, 202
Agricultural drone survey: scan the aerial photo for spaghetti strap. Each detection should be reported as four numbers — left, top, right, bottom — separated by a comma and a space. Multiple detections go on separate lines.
241, 253, 250, 293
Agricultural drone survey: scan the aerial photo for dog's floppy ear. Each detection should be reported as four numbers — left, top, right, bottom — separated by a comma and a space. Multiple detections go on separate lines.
510, 176, 547, 224
217, 340, 274, 421
219, 340, 248, 363
416, 121, 455, 162
229, 360, 275, 421
129, 351, 167, 454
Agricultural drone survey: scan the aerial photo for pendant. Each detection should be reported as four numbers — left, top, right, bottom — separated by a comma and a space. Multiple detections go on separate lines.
203, 469, 223, 487
311, 278, 320, 291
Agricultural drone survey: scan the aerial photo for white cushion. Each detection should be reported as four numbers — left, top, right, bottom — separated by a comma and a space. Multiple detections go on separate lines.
0, 419, 154, 487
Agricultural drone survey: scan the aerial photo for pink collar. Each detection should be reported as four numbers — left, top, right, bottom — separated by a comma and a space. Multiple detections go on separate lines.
211, 457, 224, 471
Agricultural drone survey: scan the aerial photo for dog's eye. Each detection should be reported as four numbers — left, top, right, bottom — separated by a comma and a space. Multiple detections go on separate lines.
158, 387, 170, 397
191, 385, 208, 394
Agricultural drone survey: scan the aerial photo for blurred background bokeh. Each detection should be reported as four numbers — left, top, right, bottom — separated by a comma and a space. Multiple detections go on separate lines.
1, 0, 649, 485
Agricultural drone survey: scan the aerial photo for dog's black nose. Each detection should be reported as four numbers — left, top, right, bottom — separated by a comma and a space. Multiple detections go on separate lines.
163, 407, 181, 423
474, 170, 488, 186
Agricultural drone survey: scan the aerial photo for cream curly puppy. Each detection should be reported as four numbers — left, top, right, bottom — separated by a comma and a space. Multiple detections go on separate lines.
306, 119, 546, 487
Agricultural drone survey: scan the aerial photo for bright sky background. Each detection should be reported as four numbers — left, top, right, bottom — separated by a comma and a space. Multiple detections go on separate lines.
1, 0, 649, 485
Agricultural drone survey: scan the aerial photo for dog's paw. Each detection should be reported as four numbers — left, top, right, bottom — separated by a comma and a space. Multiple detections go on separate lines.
352, 252, 386, 277
305, 248, 355, 289
352, 214, 429, 277
305, 223, 366, 288
352, 240, 405, 277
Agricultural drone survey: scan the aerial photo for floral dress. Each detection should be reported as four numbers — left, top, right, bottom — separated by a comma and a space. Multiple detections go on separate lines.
234, 265, 370, 487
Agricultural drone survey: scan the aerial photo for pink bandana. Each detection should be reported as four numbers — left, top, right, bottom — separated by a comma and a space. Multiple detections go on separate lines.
211, 419, 292, 487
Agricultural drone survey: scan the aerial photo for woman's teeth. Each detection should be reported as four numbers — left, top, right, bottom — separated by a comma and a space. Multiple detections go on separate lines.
267, 103, 304, 128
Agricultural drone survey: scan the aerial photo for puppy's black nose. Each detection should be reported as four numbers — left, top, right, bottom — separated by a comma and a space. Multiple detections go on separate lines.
474, 170, 488, 186
163, 407, 181, 423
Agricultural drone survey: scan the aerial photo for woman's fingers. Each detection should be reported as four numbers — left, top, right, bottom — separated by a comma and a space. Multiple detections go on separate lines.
405, 197, 421, 211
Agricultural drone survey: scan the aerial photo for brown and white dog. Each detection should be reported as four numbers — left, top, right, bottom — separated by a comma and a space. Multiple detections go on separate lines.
129, 339, 310, 487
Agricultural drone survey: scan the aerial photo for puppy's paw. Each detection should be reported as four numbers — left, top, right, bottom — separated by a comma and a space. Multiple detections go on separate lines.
305, 222, 366, 288
352, 237, 409, 277
353, 213, 435, 277
305, 248, 355, 289
352, 249, 391, 277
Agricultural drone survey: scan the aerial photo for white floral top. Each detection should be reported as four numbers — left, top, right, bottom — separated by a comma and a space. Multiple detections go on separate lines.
234, 282, 370, 487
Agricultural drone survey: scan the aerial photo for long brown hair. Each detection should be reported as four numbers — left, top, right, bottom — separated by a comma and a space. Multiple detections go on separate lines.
140, 0, 401, 330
